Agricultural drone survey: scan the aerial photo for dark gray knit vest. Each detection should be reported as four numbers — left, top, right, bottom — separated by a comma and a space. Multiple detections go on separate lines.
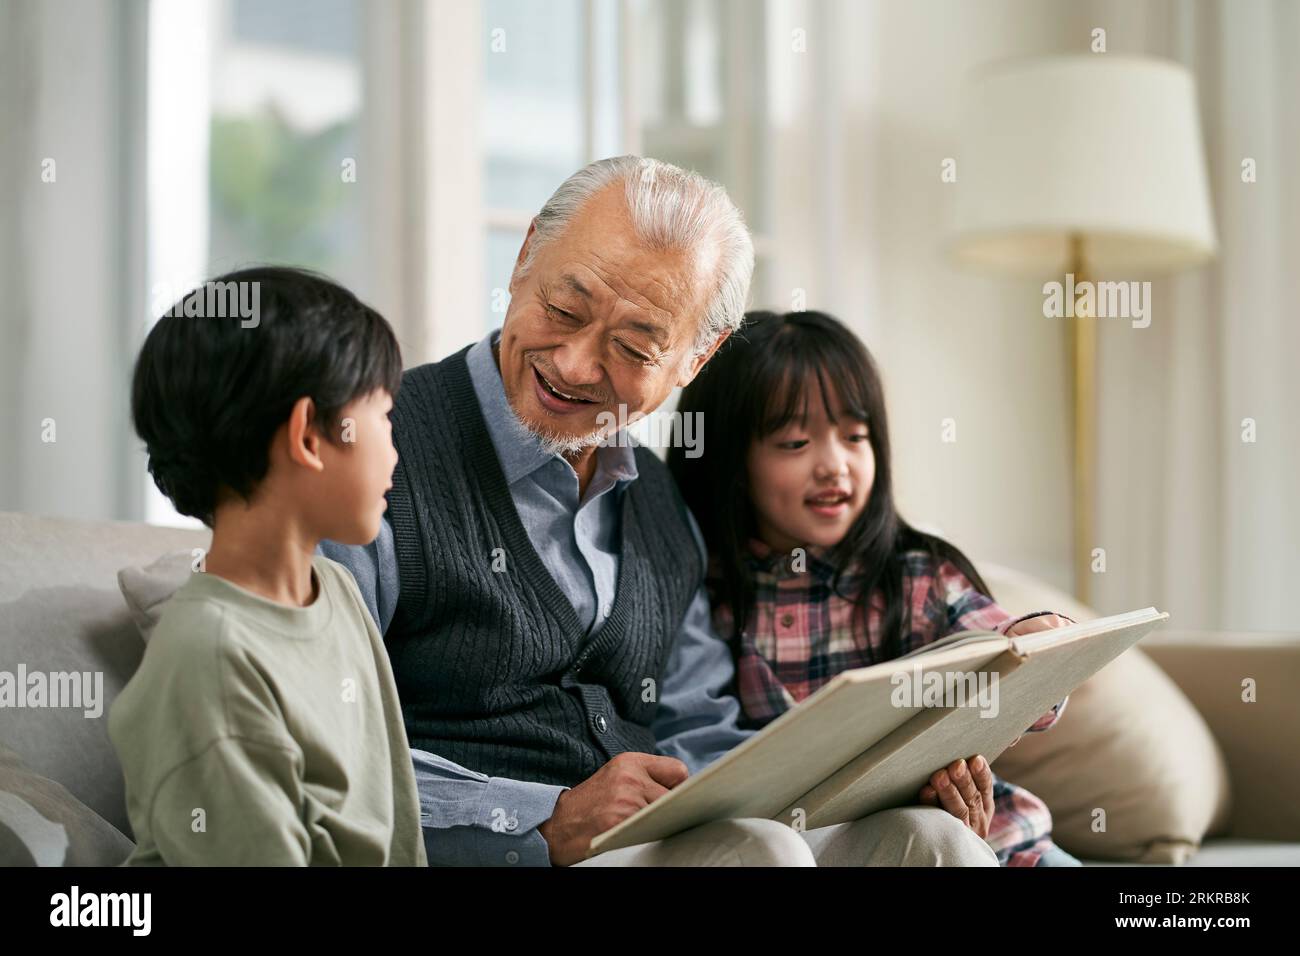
384, 346, 703, 788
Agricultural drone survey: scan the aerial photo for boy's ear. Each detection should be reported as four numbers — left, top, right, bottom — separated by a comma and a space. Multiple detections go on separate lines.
286, 396, 326, 472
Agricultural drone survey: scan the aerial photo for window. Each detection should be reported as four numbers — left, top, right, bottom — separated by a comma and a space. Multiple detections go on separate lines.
481, 0, 591, 332
478, 0, 772, 338
208, 0, 364, 287
144, 0, 364, 526
142, 0, 782, 523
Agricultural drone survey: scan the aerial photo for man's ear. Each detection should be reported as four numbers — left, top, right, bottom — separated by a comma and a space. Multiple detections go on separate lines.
677, 328, 732, 388
508, 219, 538, 295
285, 396, 326, 472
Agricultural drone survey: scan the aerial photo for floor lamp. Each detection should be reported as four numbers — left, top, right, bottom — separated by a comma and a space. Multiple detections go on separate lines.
949, 55, 1217, 603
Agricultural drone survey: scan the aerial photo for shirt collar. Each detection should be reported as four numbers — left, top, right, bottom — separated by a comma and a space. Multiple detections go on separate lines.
465, 329, 640, 489
744, 536, 840, 581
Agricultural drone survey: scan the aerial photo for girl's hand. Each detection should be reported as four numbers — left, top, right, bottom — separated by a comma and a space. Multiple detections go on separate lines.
1004, 612, 1073, 637
1003, 613, 1073, 747
918, 755, 995, 839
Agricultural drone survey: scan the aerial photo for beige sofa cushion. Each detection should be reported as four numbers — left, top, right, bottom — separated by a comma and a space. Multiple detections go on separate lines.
1141, 632, 1300, 843
979, 561, 1232, 863
117, 548, 198, 643
0, 744, 134, 866
994, 647, 1231, 862
0, 512, 209, 837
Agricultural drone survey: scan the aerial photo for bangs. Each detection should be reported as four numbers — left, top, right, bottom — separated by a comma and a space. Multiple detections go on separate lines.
753, 324, 874, 437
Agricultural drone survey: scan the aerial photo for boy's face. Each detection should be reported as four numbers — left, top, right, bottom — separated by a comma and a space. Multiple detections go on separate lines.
745, 383, 875, 553
311, 388, 398, 546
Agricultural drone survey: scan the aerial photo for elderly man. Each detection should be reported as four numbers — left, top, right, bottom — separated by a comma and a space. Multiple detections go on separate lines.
323, 155, 1001, 867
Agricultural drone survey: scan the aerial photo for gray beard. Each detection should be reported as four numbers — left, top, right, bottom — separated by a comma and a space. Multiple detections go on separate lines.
502, 343, 615, 459
521, 415, 612, 459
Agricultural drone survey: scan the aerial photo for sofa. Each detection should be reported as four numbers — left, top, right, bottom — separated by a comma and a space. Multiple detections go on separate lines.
2, 510, 1297, 866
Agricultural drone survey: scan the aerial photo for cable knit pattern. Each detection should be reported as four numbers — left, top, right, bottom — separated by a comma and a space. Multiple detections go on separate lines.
384, 346, 702, 788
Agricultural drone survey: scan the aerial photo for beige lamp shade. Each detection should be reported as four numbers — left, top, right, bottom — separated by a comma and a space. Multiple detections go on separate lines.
949, 55, 1218, 275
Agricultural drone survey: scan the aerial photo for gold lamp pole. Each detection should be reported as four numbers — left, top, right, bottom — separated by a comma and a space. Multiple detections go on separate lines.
951, 58, 1217, 604
1067, 233, 1096, 605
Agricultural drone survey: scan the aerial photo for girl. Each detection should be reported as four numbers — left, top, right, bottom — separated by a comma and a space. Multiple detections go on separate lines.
668, 310, 1080, 867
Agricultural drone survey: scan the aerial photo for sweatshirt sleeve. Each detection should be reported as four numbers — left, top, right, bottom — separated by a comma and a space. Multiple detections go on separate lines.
146, 736, 312, 866
113, 599, 318, 866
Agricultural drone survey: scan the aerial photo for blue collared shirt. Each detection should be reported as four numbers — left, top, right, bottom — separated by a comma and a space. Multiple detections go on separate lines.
319, 330, 754, 866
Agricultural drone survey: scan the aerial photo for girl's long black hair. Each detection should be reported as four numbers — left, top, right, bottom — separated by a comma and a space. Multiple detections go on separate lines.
669, 310, 994, 662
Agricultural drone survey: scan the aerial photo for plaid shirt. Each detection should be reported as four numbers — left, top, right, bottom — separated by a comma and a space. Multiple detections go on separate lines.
711, 539, 1071, 867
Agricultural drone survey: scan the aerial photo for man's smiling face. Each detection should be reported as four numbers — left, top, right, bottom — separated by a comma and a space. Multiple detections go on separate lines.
498, 183, 721, 455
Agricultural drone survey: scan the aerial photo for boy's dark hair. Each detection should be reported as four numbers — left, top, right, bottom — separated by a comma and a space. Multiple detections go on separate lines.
669, 309, 993, 663
132, 266, 403, 526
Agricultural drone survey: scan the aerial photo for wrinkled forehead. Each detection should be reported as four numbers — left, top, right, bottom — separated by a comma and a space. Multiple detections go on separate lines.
542, 185, 712, 332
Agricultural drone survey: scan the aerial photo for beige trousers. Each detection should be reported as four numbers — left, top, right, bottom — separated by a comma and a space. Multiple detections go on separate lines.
573, 806, 1000, 867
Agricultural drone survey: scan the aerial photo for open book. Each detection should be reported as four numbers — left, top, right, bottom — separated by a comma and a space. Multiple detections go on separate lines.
587, 606, 1168, 857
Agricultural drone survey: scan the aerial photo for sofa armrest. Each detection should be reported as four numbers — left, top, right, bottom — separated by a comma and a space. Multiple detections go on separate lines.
1139, 630, 1300, 842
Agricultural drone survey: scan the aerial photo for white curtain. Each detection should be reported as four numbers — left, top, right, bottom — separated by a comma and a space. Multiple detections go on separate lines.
760, 0, 1297, 631
1091, 0, 1300, 631
0, 0, 148, 521
764, 0, 1087, 595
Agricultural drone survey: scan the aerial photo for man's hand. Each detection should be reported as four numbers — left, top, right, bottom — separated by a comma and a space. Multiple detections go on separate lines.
538, 752, 689, 866
918, 755, 995, 839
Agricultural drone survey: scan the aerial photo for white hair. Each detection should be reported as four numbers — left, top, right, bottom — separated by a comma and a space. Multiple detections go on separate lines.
516, 155, 755, 354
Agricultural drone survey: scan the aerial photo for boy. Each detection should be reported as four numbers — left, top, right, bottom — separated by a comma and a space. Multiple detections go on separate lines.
109, 266, 426, 866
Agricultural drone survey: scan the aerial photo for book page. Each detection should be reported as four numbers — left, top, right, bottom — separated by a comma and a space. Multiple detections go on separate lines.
784, 609, 1168, 829
587, 639, 1010, 855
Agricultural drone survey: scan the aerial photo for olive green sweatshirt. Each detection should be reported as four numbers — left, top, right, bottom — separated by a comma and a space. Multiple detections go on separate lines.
108, 555, 427, 866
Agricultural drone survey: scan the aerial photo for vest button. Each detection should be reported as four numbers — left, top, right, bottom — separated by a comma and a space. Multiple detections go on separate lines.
505, 850, 520, 864
593, 713, 608, 733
